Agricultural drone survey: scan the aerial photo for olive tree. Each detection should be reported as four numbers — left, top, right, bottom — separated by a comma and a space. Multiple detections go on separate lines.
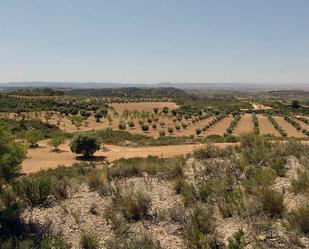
70, 133, 101, 158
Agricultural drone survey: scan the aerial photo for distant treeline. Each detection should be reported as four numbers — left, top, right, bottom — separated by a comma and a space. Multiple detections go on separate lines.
7, 87, 190, 98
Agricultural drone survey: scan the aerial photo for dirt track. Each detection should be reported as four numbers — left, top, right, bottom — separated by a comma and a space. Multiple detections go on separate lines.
22, 140, 236, 174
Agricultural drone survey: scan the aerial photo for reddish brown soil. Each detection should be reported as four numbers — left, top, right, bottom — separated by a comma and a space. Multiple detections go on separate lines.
257, 114, 281, 136
204, 116, 233, 136
22, 140, 237, 174
233, 114, 253, 136
274, 116, 306, 138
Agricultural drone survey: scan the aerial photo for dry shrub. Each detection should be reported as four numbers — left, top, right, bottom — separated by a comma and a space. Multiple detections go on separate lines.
88, 170, 111, 196
112, 188, 152, 221
287, 203, 309, 234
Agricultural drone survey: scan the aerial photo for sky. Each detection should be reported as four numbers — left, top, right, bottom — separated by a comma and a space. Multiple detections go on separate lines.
0, 0, 309, 84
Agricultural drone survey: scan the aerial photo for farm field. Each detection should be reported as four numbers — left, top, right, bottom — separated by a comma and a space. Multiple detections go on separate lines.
257, 114, 281, 136
110, 101, 179, 112
204, 115, 233, 136
274, 116, 306, 138
295, 117, 309, 130
233, 113, 254, 136
22, 139, 236, 173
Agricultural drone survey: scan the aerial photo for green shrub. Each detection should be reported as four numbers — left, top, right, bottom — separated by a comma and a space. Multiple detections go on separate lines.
259, 188, 285, 218
80, 232, 99, 249
141, 124, 150, 132
198, 181, 213, 203
269, 157, 287, 177
104, 207, 129, 235
40, 235, 68, 249
159, 130, 165, 137
118, 121, 126, 130
168, 127, 174, 134
287, 203, 309, 234
70, 132, 101, 158
52, 177, 73, 200
24, 131, 43, 148
219, 189, 246, 218
291, 170, 309, 194
88, 170, 111, 196
112, 189, 152, 221
227, 229, 245, 249
244, 167, 277, 193
0, 123, 26, 182
195, 128, 202, 136
193, 144, 222, 159
108, 161, 143, 179
48, 134, 65, 152
106, 235, 163, 249
14, 176, 51, 207
89, 203, 99, 215
175, 177, 196, 207
185, 205, 216, 249
0, 239, 34, 249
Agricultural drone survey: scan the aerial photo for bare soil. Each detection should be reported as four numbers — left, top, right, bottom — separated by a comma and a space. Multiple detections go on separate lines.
204, 116, 233, 136
22, 140, 237, 174
257, 114, 281, 136
274, 116, 306, 138
233, 114, 253, 136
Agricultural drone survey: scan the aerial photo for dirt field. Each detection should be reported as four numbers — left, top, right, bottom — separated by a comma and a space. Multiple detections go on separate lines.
22, 140, 237, 174
257, 114, 281, 136
204, 116, 233, 136
274, 116, 306, 138
295, 117, 309, 130
110, 102, 179, 112
233, 114, 253, 136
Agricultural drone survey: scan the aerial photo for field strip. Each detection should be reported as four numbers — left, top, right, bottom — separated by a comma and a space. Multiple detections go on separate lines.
22, 140, 237, 174
295, 118, 309, 130
274, 116, 306, 138
257, 114, 280, 136
233, 114, 253, 136
204, 116, 233, 136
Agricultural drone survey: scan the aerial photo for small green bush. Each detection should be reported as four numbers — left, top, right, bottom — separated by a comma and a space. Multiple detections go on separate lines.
48, 134, 65, 152
112, 189, 152, 221
106, 235, 163, 249
291, 170, 309, 194
259, 188, 285, 218
185, 205, 216, 249
88, 170, 111, 196
14, 176, 51, 207
227, 229, 245, 249
80, 232, 99, 249
287, 203, 309, 234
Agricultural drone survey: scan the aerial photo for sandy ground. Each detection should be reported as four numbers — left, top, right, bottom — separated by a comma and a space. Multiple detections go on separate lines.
233, 114, 253, 136
22, 140, 237, 174
257, 114, 281, 136
204, 116, 233, 136
110, 102, 179, 112
274, 116, 306, 138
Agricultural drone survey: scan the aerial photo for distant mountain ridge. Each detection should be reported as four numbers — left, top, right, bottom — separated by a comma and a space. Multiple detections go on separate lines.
1, 82, 309, 91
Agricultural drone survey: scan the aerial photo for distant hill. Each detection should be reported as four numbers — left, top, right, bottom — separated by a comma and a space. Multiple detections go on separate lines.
1, 81, 309, 92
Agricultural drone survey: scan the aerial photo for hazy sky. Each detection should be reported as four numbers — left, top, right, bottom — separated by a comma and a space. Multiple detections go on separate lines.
1, 0, 309, 83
